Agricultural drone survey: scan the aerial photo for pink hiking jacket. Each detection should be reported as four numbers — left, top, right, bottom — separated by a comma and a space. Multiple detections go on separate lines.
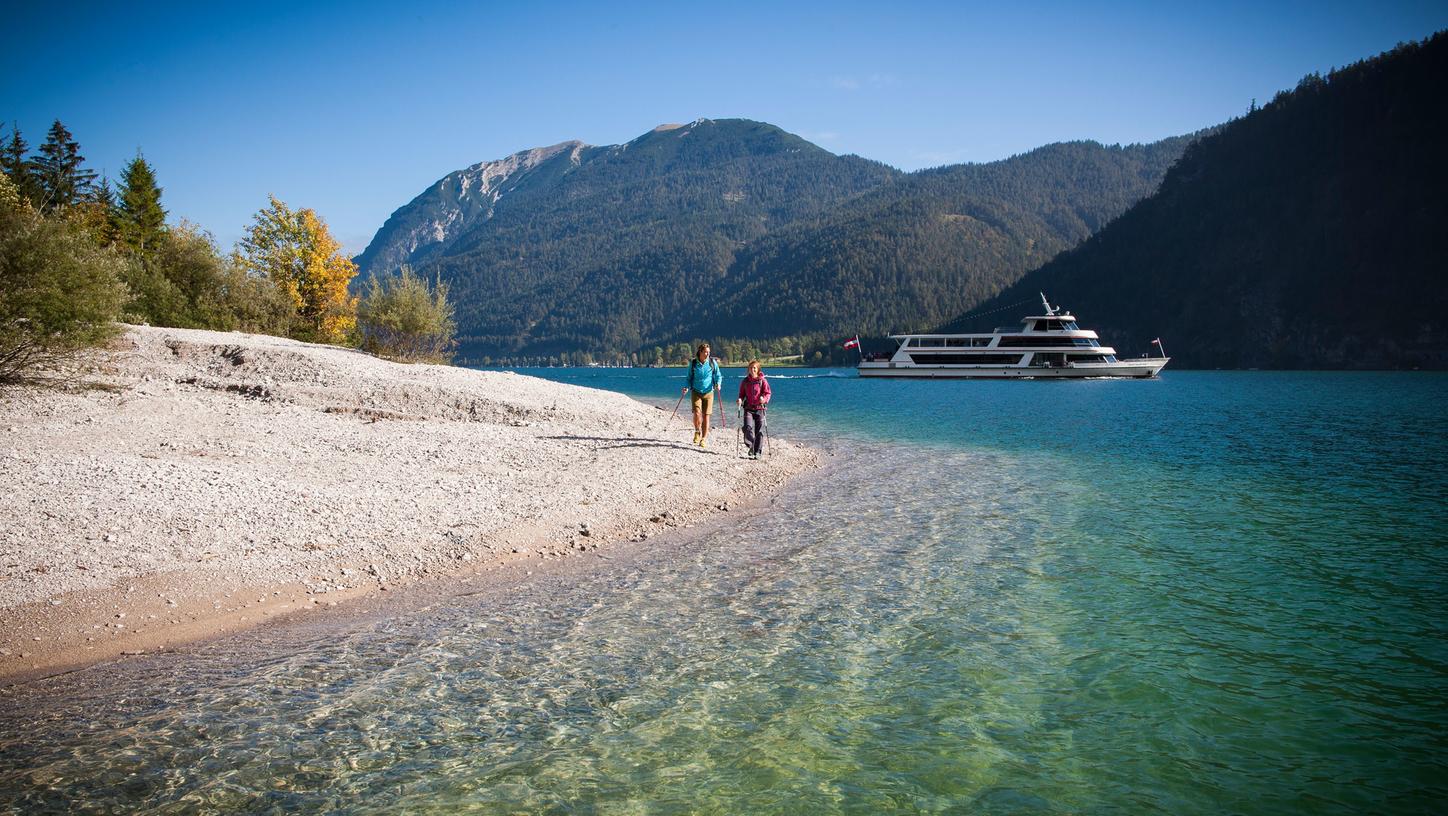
738, 375, 771, 410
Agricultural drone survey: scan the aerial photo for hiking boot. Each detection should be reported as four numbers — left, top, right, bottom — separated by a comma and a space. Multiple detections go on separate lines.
692, 432, 701, 445
699, 436, 708, 448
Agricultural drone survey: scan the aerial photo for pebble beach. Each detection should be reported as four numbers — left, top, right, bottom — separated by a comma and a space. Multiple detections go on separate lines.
0, 326, 815, 682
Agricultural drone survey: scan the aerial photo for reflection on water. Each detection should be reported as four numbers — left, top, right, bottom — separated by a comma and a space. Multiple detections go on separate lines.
2, 372, 1447, 813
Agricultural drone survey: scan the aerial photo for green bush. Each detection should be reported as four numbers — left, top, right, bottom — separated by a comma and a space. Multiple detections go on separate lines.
0, 191, 126, 388
357, 265, 456, 363
213, 262, 295, 336
121, 221, 293, 335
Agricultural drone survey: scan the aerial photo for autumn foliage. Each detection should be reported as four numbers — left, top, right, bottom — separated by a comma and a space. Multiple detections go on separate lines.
236, 196, 358, 344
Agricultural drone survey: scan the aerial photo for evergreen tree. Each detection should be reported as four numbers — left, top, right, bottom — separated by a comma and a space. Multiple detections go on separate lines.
30, 120, 96, 211
0, 123, 39, 205
77, 175, 121, 247
92, 174, 116, 208
116, 152, 166, 255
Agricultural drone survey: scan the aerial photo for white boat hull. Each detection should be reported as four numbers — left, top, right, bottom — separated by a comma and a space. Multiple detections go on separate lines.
857, 359, 1168, 379
859, 295, 1169, 380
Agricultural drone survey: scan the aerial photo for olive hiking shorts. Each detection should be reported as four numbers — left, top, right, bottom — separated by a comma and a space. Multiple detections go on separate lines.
690, 390, 714, 415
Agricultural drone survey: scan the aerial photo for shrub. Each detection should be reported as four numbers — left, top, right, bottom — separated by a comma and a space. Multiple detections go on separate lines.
357, 265, 456, 363
0, 194, 126, 388
122, 221, 293, 334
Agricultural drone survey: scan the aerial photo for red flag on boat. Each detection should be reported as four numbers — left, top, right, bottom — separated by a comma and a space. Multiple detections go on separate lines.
843, 335, 860, 350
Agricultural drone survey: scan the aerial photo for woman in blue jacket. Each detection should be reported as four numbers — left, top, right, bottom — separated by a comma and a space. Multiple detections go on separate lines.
683, 343, 722, 448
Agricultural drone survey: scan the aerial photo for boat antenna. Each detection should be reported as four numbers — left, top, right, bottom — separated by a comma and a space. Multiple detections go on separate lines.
1040, 292, 1057, 316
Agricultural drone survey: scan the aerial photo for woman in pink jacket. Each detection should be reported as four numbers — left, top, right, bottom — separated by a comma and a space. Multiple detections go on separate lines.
736, 360, 771, 459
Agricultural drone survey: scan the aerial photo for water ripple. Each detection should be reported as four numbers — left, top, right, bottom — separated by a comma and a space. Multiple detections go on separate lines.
3, 373, 1447, 814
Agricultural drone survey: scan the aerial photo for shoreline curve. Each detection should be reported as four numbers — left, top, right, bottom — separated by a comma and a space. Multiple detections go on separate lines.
0, 326, 818, 684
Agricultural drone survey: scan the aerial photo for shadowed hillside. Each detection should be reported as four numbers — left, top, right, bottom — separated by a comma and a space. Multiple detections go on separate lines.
940, 33, 1448, 369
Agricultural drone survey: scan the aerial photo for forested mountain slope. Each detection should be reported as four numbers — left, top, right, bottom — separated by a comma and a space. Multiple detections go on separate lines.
688, 137, 1194, 344
358, 120, 898, 360
940, 34, 1448, 369
358, 119, 1193, 363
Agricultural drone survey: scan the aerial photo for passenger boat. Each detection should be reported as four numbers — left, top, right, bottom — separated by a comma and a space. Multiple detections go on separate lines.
856, 294, 1168, 379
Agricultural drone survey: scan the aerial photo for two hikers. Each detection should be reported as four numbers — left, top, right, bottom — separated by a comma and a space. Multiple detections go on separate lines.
681, 345, 770, 457
737, 359, 770, 459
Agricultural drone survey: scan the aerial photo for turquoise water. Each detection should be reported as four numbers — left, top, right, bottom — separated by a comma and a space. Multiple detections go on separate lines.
2, 370, 1446, 813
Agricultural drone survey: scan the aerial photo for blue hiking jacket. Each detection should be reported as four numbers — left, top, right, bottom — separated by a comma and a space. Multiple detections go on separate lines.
688, 358, 722, 394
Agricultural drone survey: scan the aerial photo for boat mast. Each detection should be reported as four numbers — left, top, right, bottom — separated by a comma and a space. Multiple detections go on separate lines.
1039, 292, 1057, 316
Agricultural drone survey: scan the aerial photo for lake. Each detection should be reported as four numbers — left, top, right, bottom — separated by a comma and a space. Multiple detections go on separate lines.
2, 369, 1445, 813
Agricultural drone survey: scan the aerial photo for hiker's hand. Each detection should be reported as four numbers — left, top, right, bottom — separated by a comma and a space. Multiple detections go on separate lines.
736, 398, 743, 406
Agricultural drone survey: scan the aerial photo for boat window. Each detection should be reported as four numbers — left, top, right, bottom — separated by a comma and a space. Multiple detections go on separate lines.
908, 353, 1025, 365
999, 336, 1086, 348
946, 338, 969, 347
972, 337, 992, 347
1064, 322, 1080, 330
919, 338, 946, 347
1106, 355, 1118, 363
907, 338, 921, 347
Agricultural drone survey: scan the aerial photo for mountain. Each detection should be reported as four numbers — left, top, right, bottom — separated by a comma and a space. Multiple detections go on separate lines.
358, 119, 898, 360
353, 140, 597, 276
938, 33, 1448, 369
687, 137, 1195, 344
357, 119, 1193, 363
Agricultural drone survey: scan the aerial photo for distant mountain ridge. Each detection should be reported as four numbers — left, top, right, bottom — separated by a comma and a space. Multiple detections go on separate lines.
354, 141, 592, 275
356, 118, 1193, 363
940, 32, 1448, 369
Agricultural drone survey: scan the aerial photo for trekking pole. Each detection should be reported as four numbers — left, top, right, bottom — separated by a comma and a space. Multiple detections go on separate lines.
736, 404, 743, 458
763, 409, 770, 458
660, 389, 686, 433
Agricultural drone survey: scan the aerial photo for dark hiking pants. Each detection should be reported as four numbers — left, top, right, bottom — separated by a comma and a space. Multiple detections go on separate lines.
743, 408, 766, 455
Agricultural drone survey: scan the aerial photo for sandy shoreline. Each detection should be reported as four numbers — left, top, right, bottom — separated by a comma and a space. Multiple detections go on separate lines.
0, 327, 816, 683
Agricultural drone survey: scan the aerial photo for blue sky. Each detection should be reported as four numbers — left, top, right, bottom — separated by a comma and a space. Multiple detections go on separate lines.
3, 0, 1444, 254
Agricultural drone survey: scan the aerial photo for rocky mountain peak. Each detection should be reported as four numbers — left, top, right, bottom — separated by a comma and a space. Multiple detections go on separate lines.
355, 140, 593, 275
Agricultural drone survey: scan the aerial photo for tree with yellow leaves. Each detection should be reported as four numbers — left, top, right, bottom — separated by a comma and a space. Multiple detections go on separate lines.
235, 195, 357, 343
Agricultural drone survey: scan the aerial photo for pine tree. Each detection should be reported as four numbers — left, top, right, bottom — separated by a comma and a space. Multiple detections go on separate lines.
30, 119, 96, 211
0, 123, 39, 206
92, 174, 116, 208
77, 175, 121, 247
116, 152, 166, 255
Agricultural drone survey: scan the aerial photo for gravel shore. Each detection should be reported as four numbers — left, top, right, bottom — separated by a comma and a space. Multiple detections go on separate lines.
0, 326, 815, 681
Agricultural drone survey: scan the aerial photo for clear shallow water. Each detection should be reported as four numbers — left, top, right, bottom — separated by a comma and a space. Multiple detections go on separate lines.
2, 370, 1446, 813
